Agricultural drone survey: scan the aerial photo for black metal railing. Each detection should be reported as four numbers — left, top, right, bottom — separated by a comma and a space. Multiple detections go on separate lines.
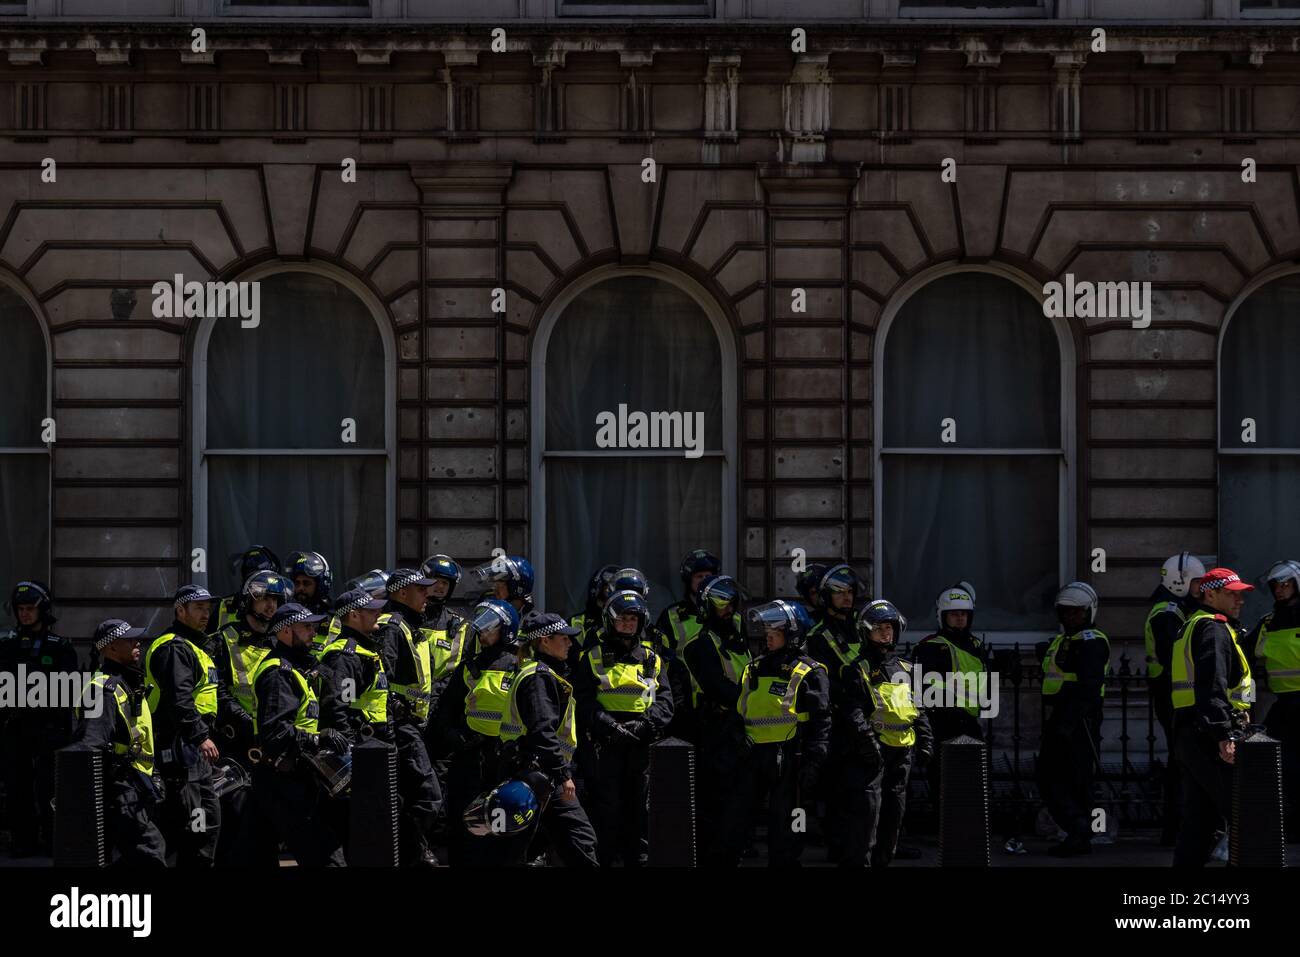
898, 641, 1170, 835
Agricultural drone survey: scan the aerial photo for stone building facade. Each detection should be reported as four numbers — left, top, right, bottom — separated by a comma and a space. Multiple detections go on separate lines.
2, 2, 1300, 665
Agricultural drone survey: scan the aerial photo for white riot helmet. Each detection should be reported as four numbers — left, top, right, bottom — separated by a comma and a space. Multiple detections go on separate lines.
935, 583, 976, 631
1265, 560, 1300, 596
1055, 581, 1099, 628
1159, 552, 1206, 598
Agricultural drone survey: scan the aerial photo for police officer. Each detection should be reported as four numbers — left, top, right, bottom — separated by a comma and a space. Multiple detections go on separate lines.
680, 574, 750, 860
322, 569, 389, 648
421, 555, 469, 705
721, 599, 830, 867
657, 551, 725, 744
211, 569, 291, 760
844, 600, 932, 867
1170, 567, 1256, 867
912, 583, 987, 743
472, 555, 535, 617
70, 618, 166, 867
208, 569, 291, 865
806, 564, 863, 679
657, 549, 720, 654
316, 588, 391, 746
804, 563, 864, 859
432, 598, 522, 866
499, 611, 598, 867
283, 551, 332, 651
1146, 553, 1204, 846
0, 580, 76, 856
574, 589, 673, 867
1245, 559, 1300, 837
374, 567, 443, 867
144, 584, 224, 866
795, 563, 828, 618
1037, 581, 1109, 857
573, 565, 620, 636
251, 603, 348, 867
214, 545, 280, 632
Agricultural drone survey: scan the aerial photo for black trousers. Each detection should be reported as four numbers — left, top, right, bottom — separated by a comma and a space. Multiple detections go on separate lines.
1149, 675, 1182, 841
1172, 723, 1233, 867
720, 740, 802, 867
105, 773, 167, 867
840, 750, 882, 867
1038, 715, 1098, 842
2, 715, 69, 849
586, 736, 651, 867
158, 757, 221, 867
694, 711, 743, 862
394, 720, 442, 863
252, 764, 346, 867
515, 793, 599, 868
869, 745, 914, 867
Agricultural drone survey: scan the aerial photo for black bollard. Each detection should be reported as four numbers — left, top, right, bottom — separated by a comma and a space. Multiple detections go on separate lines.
940, 735, 989, 867
1230, 730, 1286, 867
348, 739, 399, 866
647, 737, 696, 867
53, 746, 106, 867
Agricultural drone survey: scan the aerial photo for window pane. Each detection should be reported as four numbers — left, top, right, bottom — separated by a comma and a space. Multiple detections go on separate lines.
0, 455, 50, 593
206, 274, 385, 450
207, 455, 386, 595
0, 288, 45, 446
1220, 456, 1300, 625
545, 456, 722, 619
546, 277, 723, 451
882, 454, 1059, 631
1221, 276, 1300, 449
883, 274, 1059, 449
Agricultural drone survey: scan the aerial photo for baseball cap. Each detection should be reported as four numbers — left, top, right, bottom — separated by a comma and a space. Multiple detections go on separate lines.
1199, 568, 1255, 593
386, 567, 436, 592
521, 611, 581, 642
268, 602, 327, 633
173, 584, 215, 606
333, 587, 385, 616
93, 618, 146, 651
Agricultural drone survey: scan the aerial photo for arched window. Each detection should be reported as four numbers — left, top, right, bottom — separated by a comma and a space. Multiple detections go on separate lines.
194, 269, 393, 595
532, 271, 737, 617
0, 283, 50, 592
1219, 272, 1300, 622
876, 271, 1073, 634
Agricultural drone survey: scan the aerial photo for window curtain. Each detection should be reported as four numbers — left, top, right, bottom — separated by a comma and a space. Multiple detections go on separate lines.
882, 274, 1062, 631
0, 289, 49, 591
1220, 276, 1300, 624
544, 277, 725, 617
205, 273, 387, 594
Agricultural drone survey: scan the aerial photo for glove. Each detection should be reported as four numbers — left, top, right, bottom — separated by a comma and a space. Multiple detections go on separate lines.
914, 745, 933, 772
798, 762, 821, 795
298, 731, 320, 754
612, 721, 640, 744
626, 719, 655, 744
318, 728, 350, 754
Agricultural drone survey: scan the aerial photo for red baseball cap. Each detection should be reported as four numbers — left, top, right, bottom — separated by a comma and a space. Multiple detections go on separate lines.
1199, 568, 1255, 593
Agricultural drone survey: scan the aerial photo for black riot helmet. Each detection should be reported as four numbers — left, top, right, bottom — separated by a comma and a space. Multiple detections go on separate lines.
697, 575, 741, 623
9, 579, 56, 626
796, 564, 829, 608
603, 590, 650, 646
679, 549, 721, 599
818, 564, 862, 614
284, 551, 333, 606
857, 599, 907, 648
